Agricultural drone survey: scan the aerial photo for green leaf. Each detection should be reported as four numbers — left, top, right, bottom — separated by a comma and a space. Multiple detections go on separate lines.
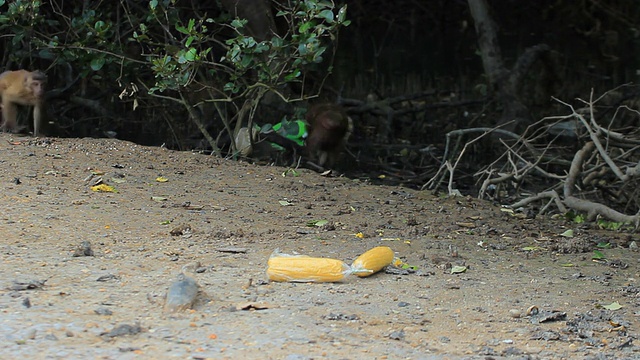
279, 200, 293, 206
231, 18, 247, 29
94, 20, 106, 31
337, 5, 348, 22
254, 42, 269, 53
38, 48, 55, 59
223, 82, 238, 93
592, 250, 606, 260
271, 36, 284, 48
298, 43, 309, 55
560, 229, 574, 237
12, 32, 24, 45
284, 70, 301, 81
299, 21, 314, 33
317, 9, 334, 22
601, 301, 622, 310
239, 55, 252, 68
281, 168, 300, 177
149, 0, 158, 10
307, 219, 328, 227
90, 57, 105, 71
401, 263, 418, 270
596, 242, 611, 249
175, 25, 189, 35
184, 48, 197, 61
451, 265, 467, 274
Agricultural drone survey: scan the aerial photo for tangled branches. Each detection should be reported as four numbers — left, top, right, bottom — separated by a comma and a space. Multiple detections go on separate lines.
428, 86, 640, 228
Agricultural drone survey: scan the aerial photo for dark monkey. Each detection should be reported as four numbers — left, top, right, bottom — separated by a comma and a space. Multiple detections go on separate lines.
305, 103, 352, 167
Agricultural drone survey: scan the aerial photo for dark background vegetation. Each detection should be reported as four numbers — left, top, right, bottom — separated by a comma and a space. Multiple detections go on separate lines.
1, 0, 640, 209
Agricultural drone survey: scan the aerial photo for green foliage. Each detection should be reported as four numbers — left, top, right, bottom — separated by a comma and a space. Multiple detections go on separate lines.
592, 250, 606, 260
564, 211, 585, 224
0, 0, 349, 148
0, 0, 45, 59
145, 0, 350, 97
145, 2, 218, 92
596, 219, 624, 231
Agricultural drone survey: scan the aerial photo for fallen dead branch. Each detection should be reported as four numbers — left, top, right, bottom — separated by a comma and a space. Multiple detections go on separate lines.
429, 86, 640, 228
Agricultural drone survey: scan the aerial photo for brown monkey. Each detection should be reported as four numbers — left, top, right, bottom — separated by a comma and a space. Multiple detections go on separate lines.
0, 70, 47, 136
305, 103, 352, 168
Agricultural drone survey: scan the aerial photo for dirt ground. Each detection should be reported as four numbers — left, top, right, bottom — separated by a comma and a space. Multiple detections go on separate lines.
1, 134, 639, 360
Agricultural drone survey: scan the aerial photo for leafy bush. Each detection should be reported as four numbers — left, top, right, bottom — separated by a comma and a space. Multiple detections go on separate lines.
0, 0, 349, 151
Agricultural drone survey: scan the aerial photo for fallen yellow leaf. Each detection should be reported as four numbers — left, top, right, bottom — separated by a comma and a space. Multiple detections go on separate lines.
91, 184, 116, 192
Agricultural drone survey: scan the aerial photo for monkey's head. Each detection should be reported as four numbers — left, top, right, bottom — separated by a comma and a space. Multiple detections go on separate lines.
305, 103, 351, 167
26, 71, 47, 98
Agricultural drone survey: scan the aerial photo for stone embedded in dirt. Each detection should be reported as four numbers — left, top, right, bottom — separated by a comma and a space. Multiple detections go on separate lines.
96, 274, 119, 282
72, 241, 94, 257
478, 346, 497, 356
102, 323, 142, 338
216, 247, 248, 253
324, 313, 359, 321
501, 347, 523, 356
508, 309, 522, 318
180, 261, 201, 273
118, 347, 141, 353
94, 307, 113, 316
415, 269, 435, 276
384, 267, 413, 275
24, 328, 37, 340
607, 259, 629, 269
164, 273, 199, 313
529, 310, 567, 324
531, 330, 562, 341
388, 330, 405, 340
170, 223, 192, 236
235, 302, 275, 311
8, 279, 47, 291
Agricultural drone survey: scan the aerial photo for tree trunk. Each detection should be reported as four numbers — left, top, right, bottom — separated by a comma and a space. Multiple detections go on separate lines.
467, 0, 506, 90
468, 0, 550, 131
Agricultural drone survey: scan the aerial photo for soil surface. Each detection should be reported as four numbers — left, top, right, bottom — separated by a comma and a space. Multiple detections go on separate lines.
1, 134, 639, 360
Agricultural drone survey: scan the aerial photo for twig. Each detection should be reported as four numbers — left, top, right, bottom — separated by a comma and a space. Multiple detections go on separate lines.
423, 123, 514, 191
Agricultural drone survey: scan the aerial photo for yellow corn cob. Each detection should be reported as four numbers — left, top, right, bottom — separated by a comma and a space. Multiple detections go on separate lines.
351, 246, 394, 277
267, 251, 350, 282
